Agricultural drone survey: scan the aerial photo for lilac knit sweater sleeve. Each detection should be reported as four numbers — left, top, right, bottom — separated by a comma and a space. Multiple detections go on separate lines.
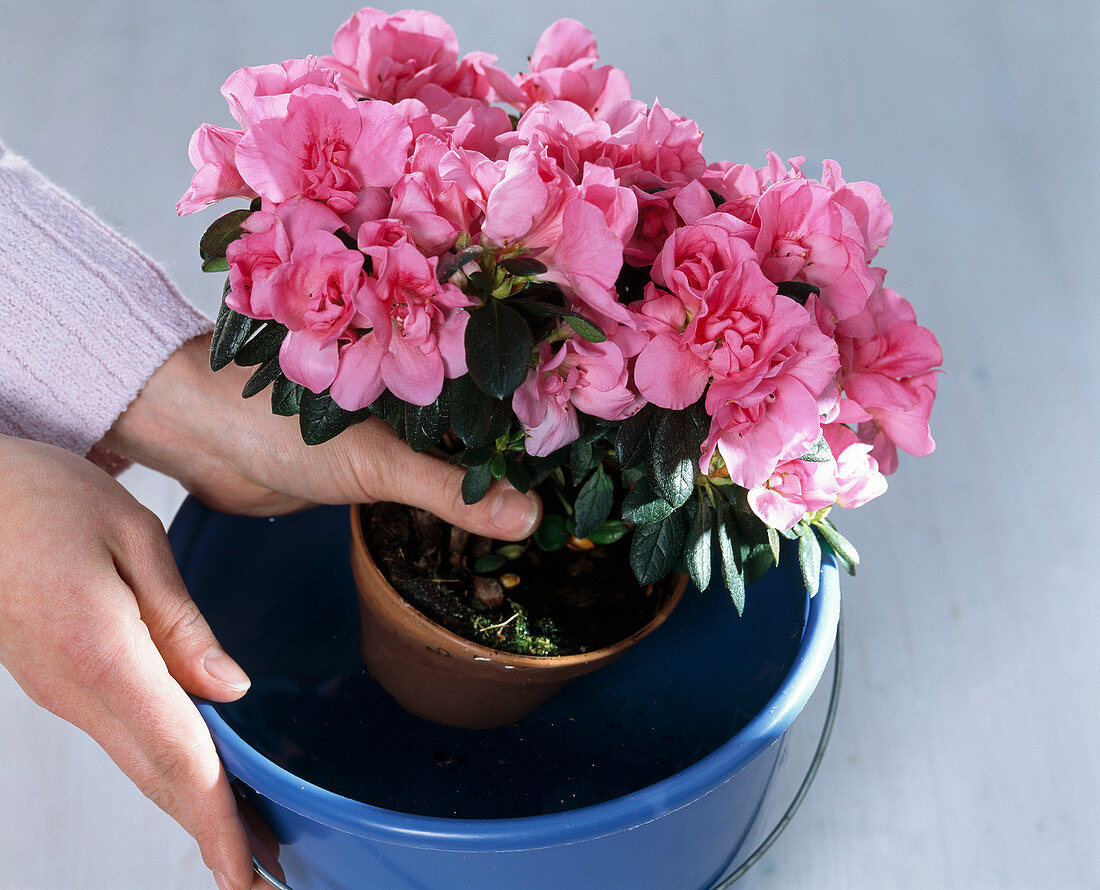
0, 139, 212, 455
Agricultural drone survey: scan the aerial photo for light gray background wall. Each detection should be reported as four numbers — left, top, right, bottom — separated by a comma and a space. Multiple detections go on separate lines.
1, 2, 1097, 888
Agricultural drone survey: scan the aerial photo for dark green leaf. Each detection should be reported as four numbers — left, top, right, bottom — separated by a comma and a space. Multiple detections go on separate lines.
448, 375, 499, 446
647, 404, 707, 508
615, 262, 651, 303
490, 453, 507, 480
715, 504, 746, 615
459, 444, 495, 467
512, 299, 568, 319
767, 526, 782, 565
367, 389, 400, 419
473, 555, 506, 574
797, 525, 823, 596
461, 462, 493, 505
622, 478, 676, 524
588, 520, 628, 545
629, 509, 688, 585
335, 228, 359, 251
404, 391, 450, 453
464, 300, 534, 399
742, 544, 778, 587
271, 376, 303, 417
562, 314, 606, 343
298, 389, 359, 445
573, 466, 614, 539
685, 491, 714, 592
437, 245, 484, 283
797, 435, 833, 462
241, 355, 282, 399
466, 270, 494, 294
569, 438, 598, 485
775, 280, 821, 305
533, 514, 569, 551
814, 517, 860, 575
499, 256, 548, 276
525, 447, 570, 486
201, 256, 229, 273
199, 208, 252, 266
707, 189, 726, 208
616, 402, 657, 469
210, 284, 259, 371
503, 456, 531, 494
234, 323, 287, 366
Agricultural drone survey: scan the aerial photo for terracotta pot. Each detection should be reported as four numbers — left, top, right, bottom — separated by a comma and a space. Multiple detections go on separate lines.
350, 505, 687, 729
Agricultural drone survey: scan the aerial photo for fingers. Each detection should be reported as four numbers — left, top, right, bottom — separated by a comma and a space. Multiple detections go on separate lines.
327, 419, 542, 540
85, 603, 256, 890
110, 507, 251, 703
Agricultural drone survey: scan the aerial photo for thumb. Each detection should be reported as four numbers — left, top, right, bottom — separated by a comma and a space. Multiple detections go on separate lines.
112, 511, 251, 702
379, 447, 542, 541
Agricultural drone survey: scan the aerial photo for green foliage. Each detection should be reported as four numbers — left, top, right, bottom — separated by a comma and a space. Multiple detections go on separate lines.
622, 477, 676, 524
298, 389, 364, 446
210, 279, 259, 371
684, 489, 714, 592
233, 323, 286, 367
461, 461, 492, 505
271, 376, 304, 417
404, 389, 450, 452
795, 522, 823, 596
774, 280, 821, 305
573, 465, 614, 539
797, 435, 833, 462
464, 299, 533, 399
199, 208, 252, 272
646, 403, 708, 508
241, 355, 282, 399
629, 508, 689, 585
533, 513, 569, 551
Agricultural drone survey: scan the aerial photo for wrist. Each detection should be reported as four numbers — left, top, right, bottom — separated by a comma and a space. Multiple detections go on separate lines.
100, 334, 246, 483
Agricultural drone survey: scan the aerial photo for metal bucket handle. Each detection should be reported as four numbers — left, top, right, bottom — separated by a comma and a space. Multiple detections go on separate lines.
253, 610, 844, 890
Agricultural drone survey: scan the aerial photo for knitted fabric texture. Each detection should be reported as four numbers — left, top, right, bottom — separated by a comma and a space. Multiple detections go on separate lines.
0, 140, 212, 456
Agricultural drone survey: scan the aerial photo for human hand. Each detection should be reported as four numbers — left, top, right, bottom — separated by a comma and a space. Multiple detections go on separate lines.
102, 335, 542, 535
0, 435, 261, 890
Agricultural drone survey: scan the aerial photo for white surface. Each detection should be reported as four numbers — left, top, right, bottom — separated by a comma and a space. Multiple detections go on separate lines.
1, 2, 1097, 888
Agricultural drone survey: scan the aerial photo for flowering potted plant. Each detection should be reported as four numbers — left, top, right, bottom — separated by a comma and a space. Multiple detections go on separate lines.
178, 7, 940, 731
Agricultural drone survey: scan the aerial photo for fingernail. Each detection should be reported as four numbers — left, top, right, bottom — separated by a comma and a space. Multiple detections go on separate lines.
490, 488, 538, 537
213, 870, 233, 890
203, 647, 251, 692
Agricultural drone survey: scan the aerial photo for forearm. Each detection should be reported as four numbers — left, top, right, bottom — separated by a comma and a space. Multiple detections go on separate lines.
0, 139, 211, 456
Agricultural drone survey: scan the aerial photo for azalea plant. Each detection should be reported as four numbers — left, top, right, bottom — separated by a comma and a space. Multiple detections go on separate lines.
179, 7, 941, 609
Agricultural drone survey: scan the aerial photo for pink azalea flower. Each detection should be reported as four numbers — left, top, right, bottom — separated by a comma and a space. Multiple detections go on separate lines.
235, 85, 412, 214
819, 160, 893, 260
650, 215, 758, 305
603, 101, 707, 191
389, 134, 485, 255
330, 241, 471, 409
751, 174, 877, 322
323, 7, 513, 110
268, 230, 367, 393
629, 260, 840, 487
220, 57, 338, 129
747, 456, 840, 530
513, 338, 640, 456
823, 422, 888, 509
176, 124, 255, 216
503, 19, 632, 116
481, 145, 632, 325
835, 279, 942, 472
225, 197, 345, 320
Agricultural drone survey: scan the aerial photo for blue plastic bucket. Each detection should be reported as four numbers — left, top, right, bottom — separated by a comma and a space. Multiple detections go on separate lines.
170, 500, 840, 890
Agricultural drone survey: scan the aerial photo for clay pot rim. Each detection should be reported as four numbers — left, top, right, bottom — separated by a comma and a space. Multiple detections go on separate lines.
350, 503, 687, 669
